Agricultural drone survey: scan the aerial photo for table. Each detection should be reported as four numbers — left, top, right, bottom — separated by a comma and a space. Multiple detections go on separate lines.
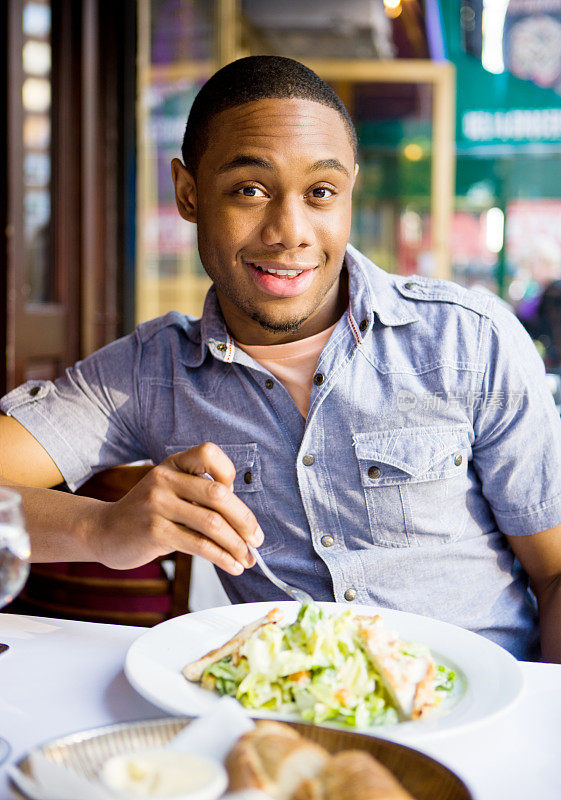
0, 612, 560, 800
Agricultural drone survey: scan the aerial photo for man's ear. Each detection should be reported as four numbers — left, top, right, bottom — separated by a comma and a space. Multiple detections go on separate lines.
352, 162, 359, 188
171, 158, 197, 223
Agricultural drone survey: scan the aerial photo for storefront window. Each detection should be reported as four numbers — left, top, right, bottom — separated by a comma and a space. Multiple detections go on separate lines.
351, 81, 433, 275
22, 0, 52, 304
442, 0, 561, 319
136, 1, 213, 323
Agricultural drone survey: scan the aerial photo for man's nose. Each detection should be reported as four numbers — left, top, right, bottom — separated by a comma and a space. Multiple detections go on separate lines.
260, 195, 315, 249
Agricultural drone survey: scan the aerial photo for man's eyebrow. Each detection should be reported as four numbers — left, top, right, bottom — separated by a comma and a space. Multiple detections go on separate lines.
309, 159, 350, 178
216, 155, 274, 174
216, 155, 351, 178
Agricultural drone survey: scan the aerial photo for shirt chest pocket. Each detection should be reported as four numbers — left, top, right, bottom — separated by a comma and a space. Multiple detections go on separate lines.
353, 426, 472, 547
164, 442, 283, 556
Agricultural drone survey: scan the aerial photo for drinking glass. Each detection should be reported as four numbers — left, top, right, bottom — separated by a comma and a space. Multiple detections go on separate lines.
0, 487, 31, 765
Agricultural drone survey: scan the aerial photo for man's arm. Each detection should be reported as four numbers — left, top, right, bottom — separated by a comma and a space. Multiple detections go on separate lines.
0, 415, 64, 486
506, 526, 561, 663
0, 416, 261, 574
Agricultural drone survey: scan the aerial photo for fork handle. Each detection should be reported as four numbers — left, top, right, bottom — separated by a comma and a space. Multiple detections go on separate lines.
247, 544, 280, 587
247, 545, 312, 604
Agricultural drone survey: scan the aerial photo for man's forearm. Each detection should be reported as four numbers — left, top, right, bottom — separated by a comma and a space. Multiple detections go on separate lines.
0, 479, 106, 563
537, 575, 561, 663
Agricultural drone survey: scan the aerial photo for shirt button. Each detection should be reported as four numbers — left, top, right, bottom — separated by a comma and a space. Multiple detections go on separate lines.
265, 379, 274, 389
404, 282, 416, 290
313, 373, 324, 386
302, 454, 315, 467
454, 454, 463, 466
368, 465, 381, 479
344, 588, 357, 602
320, 535, 334, 548
243, 471, 253, 484
29, 386, 41, 397
359, 319, 368, 332
216, 343, 227, 352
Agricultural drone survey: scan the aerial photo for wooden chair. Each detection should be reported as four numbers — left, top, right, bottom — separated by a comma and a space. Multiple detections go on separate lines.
8, 465, 192, 626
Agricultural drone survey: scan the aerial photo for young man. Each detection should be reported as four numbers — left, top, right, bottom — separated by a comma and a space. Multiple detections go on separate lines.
2, 56, 561, 662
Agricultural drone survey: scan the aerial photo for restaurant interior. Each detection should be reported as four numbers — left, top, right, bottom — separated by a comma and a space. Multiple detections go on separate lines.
1, 2, 561, 798
3, 0, 561, 623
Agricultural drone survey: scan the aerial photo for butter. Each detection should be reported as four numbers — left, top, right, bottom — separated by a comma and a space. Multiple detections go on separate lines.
100, 750, 228, 799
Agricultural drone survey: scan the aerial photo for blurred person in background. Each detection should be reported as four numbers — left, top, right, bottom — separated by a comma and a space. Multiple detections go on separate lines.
515, 238, 561, 354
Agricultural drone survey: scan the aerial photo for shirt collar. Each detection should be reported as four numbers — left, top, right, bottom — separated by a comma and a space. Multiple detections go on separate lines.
198, 286, 236, 363
345, 243, 420, 337
189, 244, 420, 365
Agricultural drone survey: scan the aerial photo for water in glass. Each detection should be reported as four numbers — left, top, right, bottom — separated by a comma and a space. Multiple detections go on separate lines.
0, 489, 30, 608
0, 488, 31, 766
0, 523, 30, 607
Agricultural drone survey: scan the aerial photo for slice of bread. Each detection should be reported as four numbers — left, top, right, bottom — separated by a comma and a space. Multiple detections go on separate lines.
226, 721, 329, 800
295, 750, 414, 800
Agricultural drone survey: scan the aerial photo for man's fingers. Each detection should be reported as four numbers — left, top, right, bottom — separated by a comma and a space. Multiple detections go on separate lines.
168, 442, 236, 488
166, 523, 250, 576
168, 495, 256, 565
146, 443, 264, 571
155, 468, 264, 547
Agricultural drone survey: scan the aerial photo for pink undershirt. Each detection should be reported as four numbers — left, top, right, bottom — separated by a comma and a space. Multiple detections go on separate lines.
235, 321, 338, 417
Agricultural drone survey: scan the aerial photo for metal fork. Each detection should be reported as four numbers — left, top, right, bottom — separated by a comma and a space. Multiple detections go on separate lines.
197, 472, 314, 604
247, 544, 314, 605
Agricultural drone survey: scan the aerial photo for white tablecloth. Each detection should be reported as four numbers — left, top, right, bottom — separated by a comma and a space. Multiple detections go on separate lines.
0, 612, 560, 800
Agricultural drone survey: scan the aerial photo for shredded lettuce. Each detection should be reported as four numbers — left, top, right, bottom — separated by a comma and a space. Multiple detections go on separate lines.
200, 604, 455, 729
434, 664, 456, 692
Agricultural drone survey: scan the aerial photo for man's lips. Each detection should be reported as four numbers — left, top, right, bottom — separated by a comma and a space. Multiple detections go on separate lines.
244, 260, 317, 298
245, 260, 316, 276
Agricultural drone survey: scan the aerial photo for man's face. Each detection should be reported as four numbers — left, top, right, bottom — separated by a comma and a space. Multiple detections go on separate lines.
172, 98, 358, 344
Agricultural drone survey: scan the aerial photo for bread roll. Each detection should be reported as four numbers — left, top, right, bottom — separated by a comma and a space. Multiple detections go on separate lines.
226, 721, 329, 800
294, 750, 414, 800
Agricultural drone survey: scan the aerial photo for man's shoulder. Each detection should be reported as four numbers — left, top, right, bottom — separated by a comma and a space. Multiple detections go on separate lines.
386, 275, 530, 367
390, 274, 503, 320
348, 245, 508, 326
136, 310, 201, 345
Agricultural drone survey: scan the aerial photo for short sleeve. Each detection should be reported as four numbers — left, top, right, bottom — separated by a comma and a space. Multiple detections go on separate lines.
0, 331, 147, 491
473, 298, 561, 535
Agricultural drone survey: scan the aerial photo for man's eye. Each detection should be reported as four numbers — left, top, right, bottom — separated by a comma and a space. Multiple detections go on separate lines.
236, 186, 266, 197
310, 187, 334, 199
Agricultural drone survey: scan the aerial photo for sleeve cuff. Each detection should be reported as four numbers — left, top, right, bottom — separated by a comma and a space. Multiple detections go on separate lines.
1, 381, 90, 491
491, 493, 561, 535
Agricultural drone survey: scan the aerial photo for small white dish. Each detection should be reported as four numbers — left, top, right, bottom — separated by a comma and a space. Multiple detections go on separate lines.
100, 750, 228, 800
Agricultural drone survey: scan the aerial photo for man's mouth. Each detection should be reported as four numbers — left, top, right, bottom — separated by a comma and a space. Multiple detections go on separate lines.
249, 263, 306, 279
245, 261, 317, 297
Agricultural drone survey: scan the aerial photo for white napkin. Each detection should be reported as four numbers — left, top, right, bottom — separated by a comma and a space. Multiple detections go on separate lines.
9, 752, 114, 800
8, 697, 268, 800
166, 696, 255, 761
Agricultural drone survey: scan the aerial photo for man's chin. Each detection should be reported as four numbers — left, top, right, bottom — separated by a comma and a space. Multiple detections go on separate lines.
250, 310, 307, 335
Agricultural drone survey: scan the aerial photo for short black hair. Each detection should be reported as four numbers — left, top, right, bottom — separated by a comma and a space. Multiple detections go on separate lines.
181, 55, 358, 175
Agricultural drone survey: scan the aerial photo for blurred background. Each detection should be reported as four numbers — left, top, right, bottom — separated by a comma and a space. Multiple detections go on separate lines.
2, 0, 561, 392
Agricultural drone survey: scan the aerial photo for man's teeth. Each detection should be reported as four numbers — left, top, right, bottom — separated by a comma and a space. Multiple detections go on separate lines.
254, 265, 304, 277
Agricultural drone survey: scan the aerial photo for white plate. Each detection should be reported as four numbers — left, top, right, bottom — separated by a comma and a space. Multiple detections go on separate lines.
125, 601, 524, 743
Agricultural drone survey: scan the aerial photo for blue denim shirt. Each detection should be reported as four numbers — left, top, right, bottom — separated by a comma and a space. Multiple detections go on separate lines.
4, 244, 561, 659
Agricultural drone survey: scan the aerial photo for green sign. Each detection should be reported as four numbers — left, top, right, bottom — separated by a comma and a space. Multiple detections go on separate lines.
439, 2, 561, 149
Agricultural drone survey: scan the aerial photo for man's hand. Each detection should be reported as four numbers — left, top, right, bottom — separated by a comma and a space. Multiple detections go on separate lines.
0, 417, 263, 573
507, 525, 561, 663
91, 443, 263, 574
